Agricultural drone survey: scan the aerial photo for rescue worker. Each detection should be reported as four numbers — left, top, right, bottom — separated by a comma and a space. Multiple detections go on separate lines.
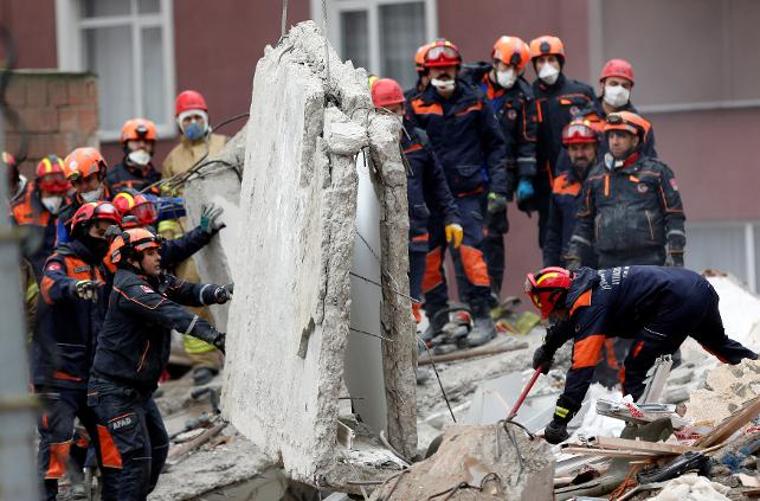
11, 155, 71, 281
565, 111, 685, 269
407, 40, 509, 346
4, 150, 28, 203
111, 190, 225, 272
543, 119, 599, 268
462, 35, 537, 296
88, 227, 230, 499
105, 118, 161, 194
405, 41, 433, 100
33, 201, 122, 500
58, 147, 111, 245
526, 266, 758, 444
529, 36, 595, 247
370, 78, 462, 324
162, 89, 228, 385
553, 59, 656, 174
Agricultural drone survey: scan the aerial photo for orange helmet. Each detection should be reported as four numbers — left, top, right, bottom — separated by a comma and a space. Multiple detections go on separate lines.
35, 155, 70, 194
414, 42, 434, 72
371, 78, 406, 108
604, 111, 651, 139
424, 40, 462, 68
492, 36, 531, 72
525, 267, 573, 319
120, 118, 157, 143
63, 147, 107, 182
562, 119, 599, 145
600, 58, 634, 84
112, 191, 158, 228
70, 201, 122, 236
109, 227, 162, 265
529, 35, 565, 61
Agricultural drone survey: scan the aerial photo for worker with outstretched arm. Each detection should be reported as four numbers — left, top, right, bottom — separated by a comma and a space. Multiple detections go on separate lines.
525, 265, 758, 444
87, 227, 231, 499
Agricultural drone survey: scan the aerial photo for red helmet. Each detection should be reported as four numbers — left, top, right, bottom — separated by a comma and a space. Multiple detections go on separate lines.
120, 118, 158, 143
524, 267, 573, 319
63, 147, 107, 182
529, 35, 565, 63
492, 36, 531, 73
35, 155, 70, 194
600, 59, 634, 85
562, 119, 598, 145
175, 90, 208, 116
112, 191, 158, 228
424, 40, 462, 68
109, 227, 162, 265
371, 78, 406, 108
70, 201, 122, 236
604, 111, 651, 139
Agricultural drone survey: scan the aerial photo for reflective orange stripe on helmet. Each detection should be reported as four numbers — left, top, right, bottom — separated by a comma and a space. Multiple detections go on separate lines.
604, 111, 651, 138
109, 228, 162, 264
491, 35, 531, 72
529, 35, 565, 60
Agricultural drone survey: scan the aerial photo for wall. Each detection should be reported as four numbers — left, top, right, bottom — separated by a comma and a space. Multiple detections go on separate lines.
4, 70, 99, 176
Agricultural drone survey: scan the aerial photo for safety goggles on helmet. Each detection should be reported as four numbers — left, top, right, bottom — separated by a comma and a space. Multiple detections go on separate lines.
604, 113, 639, 136
562, 121, 598, 145
109, 228, 162, 265
37, 172, 70, 194
131, 200, 158, 227
524, 267, 573, 319
424, 43, 462, 68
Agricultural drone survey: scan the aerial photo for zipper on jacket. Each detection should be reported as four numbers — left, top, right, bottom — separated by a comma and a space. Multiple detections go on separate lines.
645, 210, 655, 240
136, 340, 150, 373
604, 174, 610, 198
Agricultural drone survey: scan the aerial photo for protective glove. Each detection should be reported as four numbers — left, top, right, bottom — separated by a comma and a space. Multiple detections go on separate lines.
200, 204, 226, 235
212, 333, 226, 355
487, 192, 508, 214
543, 419, 569, 445
665, 251, 684, 268
516, 178, 535, 202
532, 345, 554, 374
74, 280, 101, 301
213, 283, 234, 304
445, 223, 464, 249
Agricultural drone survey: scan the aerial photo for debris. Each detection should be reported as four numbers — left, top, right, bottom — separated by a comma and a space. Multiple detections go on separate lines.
369, 424, 554, 500
418, 337, 528, 365
646, 473, 730, 500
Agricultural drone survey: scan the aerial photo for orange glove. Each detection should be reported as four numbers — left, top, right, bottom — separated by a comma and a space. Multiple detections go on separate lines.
445, 223, 464, 249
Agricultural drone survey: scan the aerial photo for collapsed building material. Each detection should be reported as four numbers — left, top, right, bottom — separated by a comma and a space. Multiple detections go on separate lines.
646, 473, 730, 501
369, 424, 554, 500
418, 337, 528, 365
686, 359, 760, 427
220, 21, 416, 490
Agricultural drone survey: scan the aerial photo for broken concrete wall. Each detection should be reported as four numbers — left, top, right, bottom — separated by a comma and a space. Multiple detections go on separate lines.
183, 126, 247, 331
221, 21, 416, 487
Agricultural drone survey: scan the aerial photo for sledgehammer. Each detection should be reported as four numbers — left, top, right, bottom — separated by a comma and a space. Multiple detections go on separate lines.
506, 367, 542, 421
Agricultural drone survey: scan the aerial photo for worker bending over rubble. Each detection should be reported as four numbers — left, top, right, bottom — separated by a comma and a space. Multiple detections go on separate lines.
88, 227, 231, 499
525, 265, 758, 444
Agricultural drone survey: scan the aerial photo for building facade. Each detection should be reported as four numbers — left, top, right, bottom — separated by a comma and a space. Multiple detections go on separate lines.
4, 0, 760, 296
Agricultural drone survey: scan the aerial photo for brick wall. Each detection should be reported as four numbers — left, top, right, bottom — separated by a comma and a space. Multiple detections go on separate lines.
3, 70, 99, 177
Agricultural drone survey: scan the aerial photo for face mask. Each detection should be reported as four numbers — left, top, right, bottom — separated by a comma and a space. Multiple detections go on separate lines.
80, 234, 109, 261
538, 64, 560, 85
431, 78, 456, 93
41, 195, 63, 214
603, 84, 630, 108
183, 122, 206, 141
496, 68, 517, 89
81, 186, 103, 203
127, 149, 152, 166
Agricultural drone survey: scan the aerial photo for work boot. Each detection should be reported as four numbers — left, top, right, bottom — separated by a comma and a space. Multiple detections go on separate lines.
465, 315, 496, 348
192, 367, 217, 386
422, 309, 448, 345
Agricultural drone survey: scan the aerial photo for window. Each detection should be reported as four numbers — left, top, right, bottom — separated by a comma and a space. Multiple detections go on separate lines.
55, 0, 176, 140
685, 221, 760, 292
593, 0, 760, 113
316, 0, 437, 90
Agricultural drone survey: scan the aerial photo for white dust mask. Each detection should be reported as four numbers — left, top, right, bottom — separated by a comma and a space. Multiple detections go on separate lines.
603, 84, 631, 108
431, 78, 456, 93
127, 149, 152, 166
496, 68, 517, 89
41, 195, 63, 214
538, 64, 560, 85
